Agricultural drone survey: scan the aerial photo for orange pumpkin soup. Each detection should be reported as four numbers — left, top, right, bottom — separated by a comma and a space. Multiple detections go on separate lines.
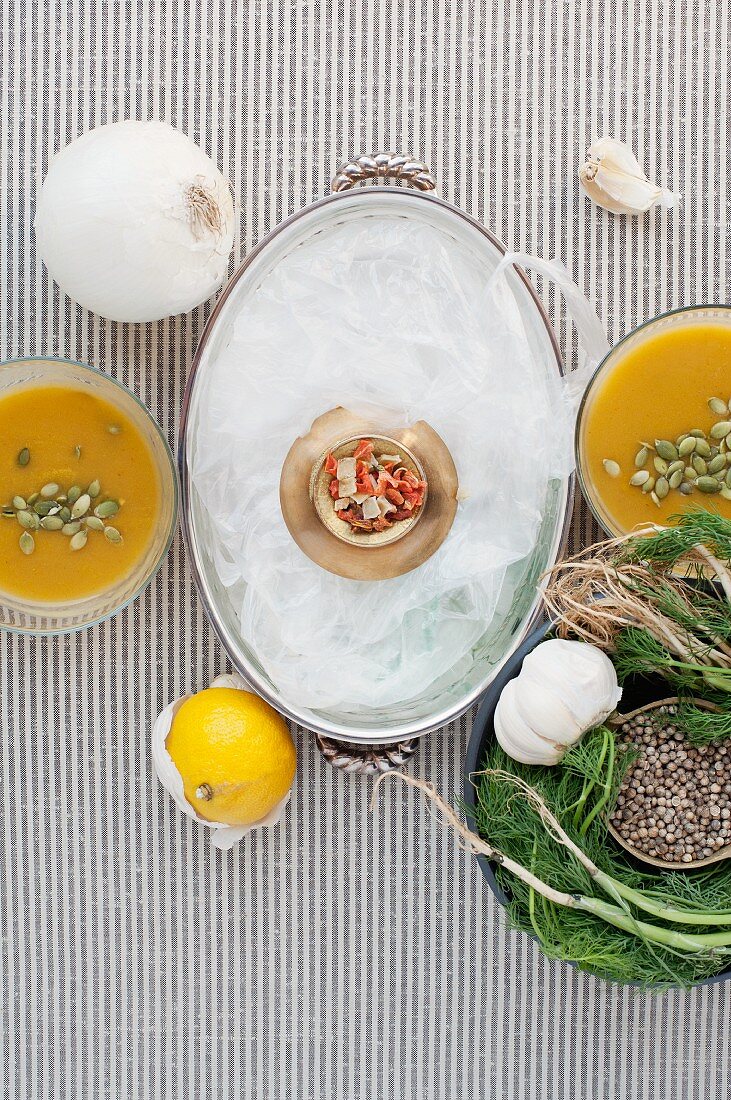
581, 322, 731, 535
0, 385, 160, 602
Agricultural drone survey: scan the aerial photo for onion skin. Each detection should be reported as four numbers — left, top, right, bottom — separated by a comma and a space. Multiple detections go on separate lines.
34, 121, 235, 323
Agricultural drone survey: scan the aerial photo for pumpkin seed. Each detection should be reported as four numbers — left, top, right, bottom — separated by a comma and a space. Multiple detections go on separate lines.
17, 447, 30, 467
680, 482, 694, 495
726, 432, 731, 449
2, 508, 15, 518
40, 515, 64, 531
709, 397, 728, 415
59, 507, 71, 523
62, 521, 82, 536
40, 482, 59, 499
71, 493, 91, 520
66, 485, 82, 505
85, 516, 104, 532
655, 476, 669, 500
16, 510, 36, 530
11, 495, 25, 510
19, 532, 34, 555
667, 460, 684, 476
697, 476, 721, 493
69, 530, 88, 551
652, 456, 668, 475
104, 526, 123, 544
26, 493, 38, 506
94, 500, 120, 519
634, 447, 649, 468
711, 421, 731, 439
651, 491, 661, 507
642, 477, 656, 493
668, 470, 684, 490
87, 480, 101, 499
721, 488, 731, 501
709, 454, 726, 475
692, 454, 708, 475
696, 438, 712, 458
655, 439, 678, 461
678, 436, 697, 457
603, 459, 621, 478
725, 469, 731, 489
689, 429, 707, 438
685, 466, 697, 480
630, 470, 650, 487
34, 500, 58, 516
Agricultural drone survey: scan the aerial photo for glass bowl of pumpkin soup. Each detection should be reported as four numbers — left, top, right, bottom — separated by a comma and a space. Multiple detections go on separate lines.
0, 358, 177, 633
577, 306, 731, 537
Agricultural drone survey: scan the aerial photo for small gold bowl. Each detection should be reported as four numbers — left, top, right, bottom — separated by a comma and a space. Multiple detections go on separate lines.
310, 434, 427, 548
279, 407, 458, 581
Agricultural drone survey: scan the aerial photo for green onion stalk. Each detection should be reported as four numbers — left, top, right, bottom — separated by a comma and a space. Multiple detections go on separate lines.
377, 769, 731, 945
372, 721, 731, 987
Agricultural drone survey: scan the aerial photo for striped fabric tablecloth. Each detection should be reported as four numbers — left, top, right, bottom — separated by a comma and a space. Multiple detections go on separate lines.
1, 2, 730, 1097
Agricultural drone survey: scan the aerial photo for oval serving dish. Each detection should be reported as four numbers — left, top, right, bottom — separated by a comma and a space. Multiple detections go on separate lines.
464, 621, 731, 987
179, 158, 573, 745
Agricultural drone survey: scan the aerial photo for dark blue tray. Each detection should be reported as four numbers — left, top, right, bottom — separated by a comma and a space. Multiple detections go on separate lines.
463, 620, 731, 987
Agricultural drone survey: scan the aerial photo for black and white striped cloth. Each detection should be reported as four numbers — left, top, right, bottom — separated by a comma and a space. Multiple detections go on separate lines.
1, 2, 730, 1097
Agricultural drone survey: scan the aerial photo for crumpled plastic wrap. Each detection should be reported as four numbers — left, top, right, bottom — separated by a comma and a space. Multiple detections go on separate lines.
190, 217, 607, 713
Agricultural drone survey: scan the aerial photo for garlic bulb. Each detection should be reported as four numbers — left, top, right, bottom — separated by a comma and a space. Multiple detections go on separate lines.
151, 674, 291, 850
579, 137, 677, 216
494, 639, 622, 765
35, 121, 235, 323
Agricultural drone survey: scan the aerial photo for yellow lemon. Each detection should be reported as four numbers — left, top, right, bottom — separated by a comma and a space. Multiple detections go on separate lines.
166, 687, 296, 826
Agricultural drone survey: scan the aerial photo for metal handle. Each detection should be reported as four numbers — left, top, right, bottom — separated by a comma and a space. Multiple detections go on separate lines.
315, 732, 420, 775
331, 152, 436, 193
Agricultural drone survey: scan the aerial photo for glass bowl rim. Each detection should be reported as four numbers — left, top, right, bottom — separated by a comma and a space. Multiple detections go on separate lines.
574, 304, 731, 537
178, 189, 574, 741
0, 355, 179, 636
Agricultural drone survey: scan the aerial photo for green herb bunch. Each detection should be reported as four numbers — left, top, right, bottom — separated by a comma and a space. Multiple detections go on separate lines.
544, 511, 731, 743
474, 732, 731, 987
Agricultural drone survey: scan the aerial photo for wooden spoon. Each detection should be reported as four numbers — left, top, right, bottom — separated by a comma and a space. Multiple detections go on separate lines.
606, 697, 729, 871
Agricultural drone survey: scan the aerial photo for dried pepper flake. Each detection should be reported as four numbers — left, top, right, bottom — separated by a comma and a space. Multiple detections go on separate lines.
323, 438, 426, 534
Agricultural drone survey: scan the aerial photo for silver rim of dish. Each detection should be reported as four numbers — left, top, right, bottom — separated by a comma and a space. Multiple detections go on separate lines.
178, 187, 573, 743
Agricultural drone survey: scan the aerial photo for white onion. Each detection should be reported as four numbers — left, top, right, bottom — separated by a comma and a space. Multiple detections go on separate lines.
34, 120, 235, 323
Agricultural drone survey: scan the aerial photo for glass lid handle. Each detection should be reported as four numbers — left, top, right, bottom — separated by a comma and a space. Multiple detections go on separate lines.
314, 731, 421, 775
331, 152, 436, 192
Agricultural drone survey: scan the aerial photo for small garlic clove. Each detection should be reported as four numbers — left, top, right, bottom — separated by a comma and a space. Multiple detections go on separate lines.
521, 639, 622, 734
536, 640, 621, 727
579, 136, 677, 215
513, 670, 585, 746
494, 679, 564, 765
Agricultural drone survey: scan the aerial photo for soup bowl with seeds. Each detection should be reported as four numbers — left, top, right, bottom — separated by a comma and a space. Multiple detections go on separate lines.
0, 358, 178, 634
576, 305, 731, 537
